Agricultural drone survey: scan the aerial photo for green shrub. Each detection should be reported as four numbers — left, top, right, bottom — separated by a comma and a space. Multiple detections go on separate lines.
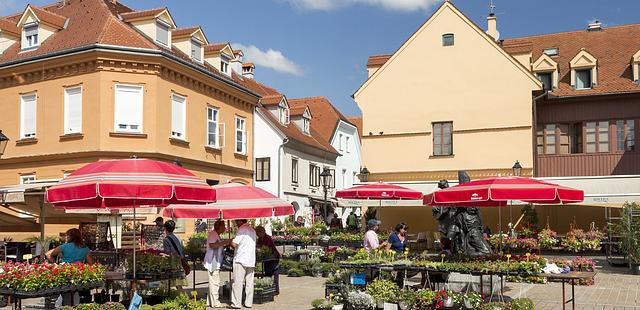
365, 279, 399, 303
511, 298, 535, 310
287, 268, 305, 277
311, 298, 336, 309
75, 303, 100, 310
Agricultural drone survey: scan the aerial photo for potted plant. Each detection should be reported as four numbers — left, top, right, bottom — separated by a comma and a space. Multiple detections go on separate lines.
397, 290, 415, 310
510, 298, 535, 310
364, 279, 398, 309
412, 290, 435, 310
346, 291, 375, 310
312, 298, 337, 310
611, 202, 640, 274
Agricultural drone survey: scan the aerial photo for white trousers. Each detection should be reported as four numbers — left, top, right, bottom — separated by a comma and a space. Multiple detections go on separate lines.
207, 269, 222, 307
231, 262, 255, 308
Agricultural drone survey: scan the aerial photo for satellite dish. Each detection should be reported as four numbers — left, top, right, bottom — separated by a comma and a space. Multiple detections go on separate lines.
486, 29, 500, 40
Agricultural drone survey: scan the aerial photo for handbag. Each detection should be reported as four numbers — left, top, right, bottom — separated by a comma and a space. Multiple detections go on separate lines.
167, 236, 191, 275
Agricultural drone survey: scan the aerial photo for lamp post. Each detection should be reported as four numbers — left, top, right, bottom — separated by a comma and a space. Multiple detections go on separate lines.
358, 167, 370, 183
509, 160, 523, 231
320, 168, 333, 221
0, 130, 8, 158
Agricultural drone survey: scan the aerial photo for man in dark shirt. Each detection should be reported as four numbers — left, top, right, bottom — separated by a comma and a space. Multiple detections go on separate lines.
256, 226, 280, 295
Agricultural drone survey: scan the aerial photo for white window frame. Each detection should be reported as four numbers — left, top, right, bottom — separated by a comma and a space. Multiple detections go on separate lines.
63, 86, 83, 135
155, 19, 170, 47
346, 136, 351, 153
20, 174, 36, 184
191, 39, 203, 63
235, 116, 247, 155
20, 93, 37, 139
303, 117, 310, 134
113, 84, 144, 133
171, 93, 187, 140
24, 23, 39, 49
338, 133, 343, 151
207, 106, 220, 148
575, 68, 593, 90
220, 55, 230, 74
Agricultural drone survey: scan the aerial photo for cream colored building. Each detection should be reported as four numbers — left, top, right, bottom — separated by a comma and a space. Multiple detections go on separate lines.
354, 1, 542, 232
0, 1, 258, 242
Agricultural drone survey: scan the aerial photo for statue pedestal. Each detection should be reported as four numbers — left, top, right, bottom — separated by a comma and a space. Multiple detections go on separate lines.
446, 272, 502, 295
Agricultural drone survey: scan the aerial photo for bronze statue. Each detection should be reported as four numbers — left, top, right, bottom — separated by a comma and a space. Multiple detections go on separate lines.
432, 172, 491, 256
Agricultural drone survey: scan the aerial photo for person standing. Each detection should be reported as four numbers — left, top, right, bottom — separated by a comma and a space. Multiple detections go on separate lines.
195, 219, 208, 233
346, 211, 358, 231
388, 223, 409, 254
204, 220, 229, 308
363, 219, 388, 252
230, 219, 256, 309
162, 220, 186, 289
255, 226, 281, 295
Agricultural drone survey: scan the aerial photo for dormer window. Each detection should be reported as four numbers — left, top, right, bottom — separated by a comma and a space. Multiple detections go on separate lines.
24, 23, 38, 48
536, 72, 552, 91
191, 39, 203, 62
220, 55, 230, 74
570, 49, 597, 90
279, 106, 290, 125
303, 117, 310, 134
155, 20, 170, 46
532, 54, 558, 91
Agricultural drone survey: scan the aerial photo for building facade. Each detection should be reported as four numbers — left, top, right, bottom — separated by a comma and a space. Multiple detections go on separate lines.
0, 0, 259, 241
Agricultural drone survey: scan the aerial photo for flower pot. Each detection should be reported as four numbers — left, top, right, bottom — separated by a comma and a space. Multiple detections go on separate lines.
332, 304, 344, 310
377, 300, 384, 309
312, 270, 323, 278
444, 297, 455, 307
630, 262, 640, 275
383, 302, 398, 310
398, 302, 408, 310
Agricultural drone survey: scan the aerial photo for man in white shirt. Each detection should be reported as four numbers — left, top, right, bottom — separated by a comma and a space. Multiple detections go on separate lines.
204, 220, 228, 308
230, 219, 257, 309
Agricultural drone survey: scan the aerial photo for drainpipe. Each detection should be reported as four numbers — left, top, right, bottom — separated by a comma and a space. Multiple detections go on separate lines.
531, 91, 548, 177
277, 138, 289, 199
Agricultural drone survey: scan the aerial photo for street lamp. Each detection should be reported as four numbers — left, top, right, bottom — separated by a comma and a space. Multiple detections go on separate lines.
0, 131, 8, 157
358, 167, 370, 183
512, 160, 522, 177
320, 168, 333, 219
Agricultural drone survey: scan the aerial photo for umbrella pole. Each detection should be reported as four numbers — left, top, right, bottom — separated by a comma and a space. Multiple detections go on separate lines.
133, 203, 136, 280
498, 206, 502, 251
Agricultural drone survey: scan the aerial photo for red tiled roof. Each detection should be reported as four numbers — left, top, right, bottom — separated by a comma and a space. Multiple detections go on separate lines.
205, 42, 228, 53
502, 24, 640, 97
348, 116, 363, 138
0, 18, 20, 37
367, 54, 391, 67
233, 49, 242, 55
120, 7, 165, 21
243, 63, 254, 68
260, 94, 284, 106
27, 4, 67, 29
171, 26, 200, 37
289, 96, 353, 143
233, 72, 280, 97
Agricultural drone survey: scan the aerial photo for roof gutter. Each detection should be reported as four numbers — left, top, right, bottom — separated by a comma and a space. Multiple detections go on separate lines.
0, 44, 261, 99
531, 91, 549, 177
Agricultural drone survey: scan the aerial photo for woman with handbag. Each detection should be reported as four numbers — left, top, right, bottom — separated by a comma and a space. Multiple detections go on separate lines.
162, 220, 189, 288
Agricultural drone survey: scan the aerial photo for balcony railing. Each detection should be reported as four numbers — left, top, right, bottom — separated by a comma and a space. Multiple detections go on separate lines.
536, 151, 640, 177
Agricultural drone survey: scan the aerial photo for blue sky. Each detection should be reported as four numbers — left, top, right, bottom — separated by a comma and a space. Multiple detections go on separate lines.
2, 0, 640, 116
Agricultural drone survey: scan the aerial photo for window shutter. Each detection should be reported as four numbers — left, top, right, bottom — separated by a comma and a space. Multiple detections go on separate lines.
25, 24, 38, 37
114, 85, 143, 132
21, 94, 36, 138
218, 122, 225, 148
285, 108, 290, 124
172, 94, 186, 138
65, 87, 82, 134
156, 21, 169, 46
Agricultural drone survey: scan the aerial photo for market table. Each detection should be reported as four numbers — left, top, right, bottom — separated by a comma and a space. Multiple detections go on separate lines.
542, 271, 596, 310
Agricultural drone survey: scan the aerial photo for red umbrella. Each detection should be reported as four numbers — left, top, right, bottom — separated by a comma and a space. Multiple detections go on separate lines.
46, 158, 216, 209
163, 183, 294, 219
423, 177, 584, 207
336, 182, 423, 200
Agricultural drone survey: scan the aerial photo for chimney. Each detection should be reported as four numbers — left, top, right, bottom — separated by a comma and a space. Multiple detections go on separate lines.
588, 20, 602, 32
230, 49, 244, 74
242, 63, 255, 79
487, 14, 498, 41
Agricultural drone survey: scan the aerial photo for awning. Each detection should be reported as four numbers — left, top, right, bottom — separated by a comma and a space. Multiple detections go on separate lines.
539, 175, 640, 208
0, 181, 59, 203
337, 198, 424, 208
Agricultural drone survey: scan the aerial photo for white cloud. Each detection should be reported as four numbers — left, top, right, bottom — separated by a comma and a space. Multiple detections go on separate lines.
0, 0, 18, 14
282, 0, 440, 12
233, 43, 304, 76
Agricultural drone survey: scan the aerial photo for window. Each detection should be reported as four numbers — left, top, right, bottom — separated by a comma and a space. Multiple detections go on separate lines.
537, 123, 576, 154
279, 106, 289, 125
586, 121, 609, 153
291, 158, 299, 184
20, 93, 36, 139
191, 39, 203, 62
442, 33, 454, 46
303, 118, 310, 134
114, 84, 143, 133
207, 107, 220, 147
543, 48, 559, 56
346, 136, 351, 153
327, 168, 336, 188
220, 56, 230, 74
156, 20, 170, 46
255, 158, 270, 181
20, 174, 35, 184
309, 164, 320, 187
24, 23, 38, 48
235, 116, 247, 154
338, 133, 343, 151
544, 124, 556, 154
171, 93, 186, 139
433, 122, 453, 156
575, 69, 592, 90
64, 86, 82, 134
537, 72, 552, 91
616, 120, 635, 152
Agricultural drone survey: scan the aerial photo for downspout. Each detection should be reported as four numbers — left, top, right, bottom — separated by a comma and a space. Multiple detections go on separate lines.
278, 138, 289, 199
531, 91, 548, 177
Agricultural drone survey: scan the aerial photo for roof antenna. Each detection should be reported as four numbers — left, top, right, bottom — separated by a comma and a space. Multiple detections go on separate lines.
489, 0, 496, 16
